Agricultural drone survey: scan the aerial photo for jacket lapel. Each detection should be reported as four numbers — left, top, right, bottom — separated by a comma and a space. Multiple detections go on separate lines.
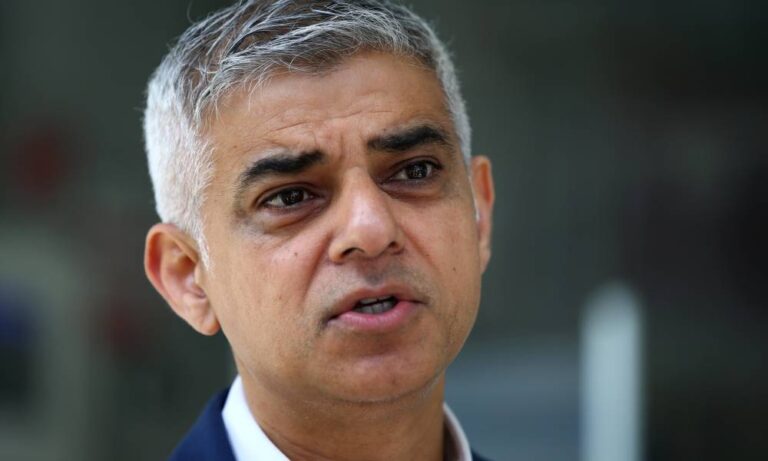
168, 389, 236, 461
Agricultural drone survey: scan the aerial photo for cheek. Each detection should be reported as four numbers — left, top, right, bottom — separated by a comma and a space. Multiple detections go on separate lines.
430, 204, 482, 321
220, 234, 324, 353
400, 198, 481, 335
423, 200, 481, 274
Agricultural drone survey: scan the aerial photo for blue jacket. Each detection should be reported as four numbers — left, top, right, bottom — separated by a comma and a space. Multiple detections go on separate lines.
168, 389, 491, 461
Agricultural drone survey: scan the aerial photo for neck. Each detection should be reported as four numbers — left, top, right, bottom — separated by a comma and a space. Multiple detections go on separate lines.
239, 372, 447, 461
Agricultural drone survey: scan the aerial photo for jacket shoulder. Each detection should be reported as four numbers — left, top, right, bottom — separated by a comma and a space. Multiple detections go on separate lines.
167, 389, 236, 461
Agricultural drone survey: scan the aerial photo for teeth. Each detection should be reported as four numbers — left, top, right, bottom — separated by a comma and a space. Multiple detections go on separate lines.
353, 297, 397, 314
358, 296, 393, 305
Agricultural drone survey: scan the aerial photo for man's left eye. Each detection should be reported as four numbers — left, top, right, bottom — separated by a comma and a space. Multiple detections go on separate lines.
391, 160, 440, 181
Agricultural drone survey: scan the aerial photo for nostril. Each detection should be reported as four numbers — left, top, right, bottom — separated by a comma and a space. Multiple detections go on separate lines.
387, 239, 404, 253
341, 247, 359, 258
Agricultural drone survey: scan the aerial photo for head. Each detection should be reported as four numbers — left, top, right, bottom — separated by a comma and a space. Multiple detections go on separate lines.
144, 0, 471, 266
144, 0, 493, 405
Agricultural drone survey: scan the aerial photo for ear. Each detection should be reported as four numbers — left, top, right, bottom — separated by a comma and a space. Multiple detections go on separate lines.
144, 223, 220, 336
470, 156, 495, 272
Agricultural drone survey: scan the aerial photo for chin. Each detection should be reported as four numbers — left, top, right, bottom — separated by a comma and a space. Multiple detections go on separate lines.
328, 357, 446, 405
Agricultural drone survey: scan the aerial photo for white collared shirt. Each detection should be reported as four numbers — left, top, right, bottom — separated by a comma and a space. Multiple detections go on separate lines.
222, 376, 472, 461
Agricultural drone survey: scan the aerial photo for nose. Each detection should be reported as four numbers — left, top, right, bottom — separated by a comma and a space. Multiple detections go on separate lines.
328, 170, 404, 263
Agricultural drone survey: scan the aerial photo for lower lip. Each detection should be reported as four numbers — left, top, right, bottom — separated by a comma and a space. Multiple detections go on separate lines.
328, 300, 420, 332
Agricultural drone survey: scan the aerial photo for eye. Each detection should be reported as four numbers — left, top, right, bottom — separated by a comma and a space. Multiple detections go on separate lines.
390, 160, 441, 181
262, 187, 315, 209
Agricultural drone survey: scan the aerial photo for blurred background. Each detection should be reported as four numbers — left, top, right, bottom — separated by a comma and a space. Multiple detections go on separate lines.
1, 0, 766, 460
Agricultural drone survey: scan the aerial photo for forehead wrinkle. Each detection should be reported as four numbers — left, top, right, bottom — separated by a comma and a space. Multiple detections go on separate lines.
267, 107, 396, 136
257, 109, 399, 162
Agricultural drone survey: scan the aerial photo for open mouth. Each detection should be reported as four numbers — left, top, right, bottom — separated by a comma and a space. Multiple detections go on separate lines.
352, 296, 398, 315
327, 289, 419, 331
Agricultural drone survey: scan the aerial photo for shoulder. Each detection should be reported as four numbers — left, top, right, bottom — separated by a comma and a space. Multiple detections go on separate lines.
167, 389, 236, 461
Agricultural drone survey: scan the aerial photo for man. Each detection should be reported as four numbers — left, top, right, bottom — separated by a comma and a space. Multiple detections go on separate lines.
142, 1, 494, 460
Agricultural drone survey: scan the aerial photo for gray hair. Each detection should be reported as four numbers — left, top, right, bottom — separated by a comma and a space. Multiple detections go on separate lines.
143, 0, 471, 266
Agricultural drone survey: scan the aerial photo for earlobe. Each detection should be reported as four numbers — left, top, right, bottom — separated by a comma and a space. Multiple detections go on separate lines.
470, 156, 495, 272
144, 223, 220, 336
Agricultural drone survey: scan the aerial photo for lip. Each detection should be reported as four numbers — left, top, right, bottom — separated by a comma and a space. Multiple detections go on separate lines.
326, 285, 424, 333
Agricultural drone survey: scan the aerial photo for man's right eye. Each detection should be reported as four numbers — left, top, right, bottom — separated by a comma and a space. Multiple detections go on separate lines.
262, 188, 314, 208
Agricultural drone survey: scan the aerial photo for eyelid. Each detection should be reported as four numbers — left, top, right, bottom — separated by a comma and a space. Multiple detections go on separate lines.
387, 157, 443, 181
256, 183, 318, 210
250, 158, 442, 211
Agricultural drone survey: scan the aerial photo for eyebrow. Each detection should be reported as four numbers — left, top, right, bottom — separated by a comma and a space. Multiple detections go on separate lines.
232, 124, 450, 206
368, 124, 450, 152
235, 150, 324, 196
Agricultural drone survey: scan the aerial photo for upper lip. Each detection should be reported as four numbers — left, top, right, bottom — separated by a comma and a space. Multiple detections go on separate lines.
327, 284, 423, 319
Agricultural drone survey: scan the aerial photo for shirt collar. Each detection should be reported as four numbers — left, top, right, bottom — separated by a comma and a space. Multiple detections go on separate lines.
222, 375, 472, 461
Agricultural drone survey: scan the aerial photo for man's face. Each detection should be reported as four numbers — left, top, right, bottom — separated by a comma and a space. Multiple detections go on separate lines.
197, 52, 493, 403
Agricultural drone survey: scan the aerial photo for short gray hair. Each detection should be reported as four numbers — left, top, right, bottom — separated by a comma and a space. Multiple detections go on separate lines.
143, 0, 471, 265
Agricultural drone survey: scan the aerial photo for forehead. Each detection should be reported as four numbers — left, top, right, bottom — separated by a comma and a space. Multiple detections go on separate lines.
204, 52, 453, 162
